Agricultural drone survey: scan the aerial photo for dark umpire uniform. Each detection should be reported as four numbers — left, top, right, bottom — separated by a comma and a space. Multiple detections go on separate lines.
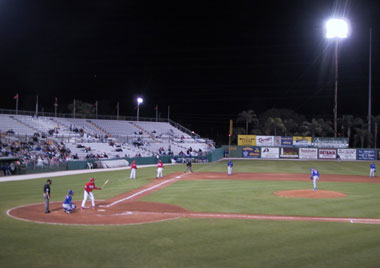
184, 161, 193, 173
43, 179, 52, 213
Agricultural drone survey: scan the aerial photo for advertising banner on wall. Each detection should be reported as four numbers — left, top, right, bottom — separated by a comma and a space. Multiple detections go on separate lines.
281, 136, 293, 147
293, 136, 312, 147
299, 148, 318, 159
318, 148, 337, 159
337, 149, 356, 160
238, 135, 256, 146
242, 146, 260, 158
357, 149, 376, 160
378, 150, 380, 160
280, 148, 299, 158
312, 137, 349, 148
256, 136, 274, 146
261, 147, 279, 159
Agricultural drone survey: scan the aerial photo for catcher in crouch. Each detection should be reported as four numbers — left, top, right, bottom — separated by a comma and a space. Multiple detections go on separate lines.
81, 177, 102, 209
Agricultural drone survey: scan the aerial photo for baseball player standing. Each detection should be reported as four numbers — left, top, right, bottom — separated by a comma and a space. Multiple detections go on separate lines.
370, 162, 376, 177
310, 168, 320, 191
156, 160, 164, 179
62, 190, 76, 214
227, 160, 233, 176
81, 177, 101, 209
184, 160, 193, 173
43, 179, 52, 213
130, 160, 137, 179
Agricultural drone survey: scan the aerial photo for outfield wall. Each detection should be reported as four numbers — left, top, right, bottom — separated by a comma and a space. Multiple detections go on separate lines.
223, 146, 380, 161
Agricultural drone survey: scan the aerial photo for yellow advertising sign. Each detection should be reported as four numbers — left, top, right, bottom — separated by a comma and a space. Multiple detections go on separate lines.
238, 135, 256, 146
293, 136, 312, 146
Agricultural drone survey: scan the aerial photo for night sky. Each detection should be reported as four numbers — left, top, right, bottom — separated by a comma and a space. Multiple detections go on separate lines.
0, 0, 379, 140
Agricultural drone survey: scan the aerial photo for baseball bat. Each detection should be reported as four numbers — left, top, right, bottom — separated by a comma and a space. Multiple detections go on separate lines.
101, 179, 109, 189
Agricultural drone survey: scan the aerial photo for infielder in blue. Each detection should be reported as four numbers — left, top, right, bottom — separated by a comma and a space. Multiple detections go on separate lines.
310, 168, 319, 191
370, 162, 376, 178
62, 190, 76, 214
227, 160, 233, 176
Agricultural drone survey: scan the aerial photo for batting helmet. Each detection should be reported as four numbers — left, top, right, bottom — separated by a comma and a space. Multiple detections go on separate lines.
68, 189, 74, 195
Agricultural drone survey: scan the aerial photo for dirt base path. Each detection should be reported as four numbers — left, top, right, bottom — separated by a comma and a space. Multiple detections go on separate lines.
7, 172, 380, 225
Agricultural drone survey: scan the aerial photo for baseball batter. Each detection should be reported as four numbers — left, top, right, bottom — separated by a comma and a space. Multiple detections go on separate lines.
156, 160, 164, 179
81, 177, 101, 209
370, 162, 376, 177
310, 168, 320, 191
130, 160, 137, 179
227, 160, 233, 176
62, 190, 76, 214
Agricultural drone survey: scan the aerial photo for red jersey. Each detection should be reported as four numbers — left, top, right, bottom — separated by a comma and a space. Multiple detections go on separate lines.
131, 163, 137, 169
84, 182, 100, 193
157, 162, 164, 168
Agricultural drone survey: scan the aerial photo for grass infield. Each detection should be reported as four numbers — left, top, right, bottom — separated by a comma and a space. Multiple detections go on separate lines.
1, 159, 380, 268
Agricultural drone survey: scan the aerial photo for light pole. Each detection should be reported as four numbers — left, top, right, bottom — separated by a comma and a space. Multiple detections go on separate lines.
136, 97, 143, 121
325, 18, 349, 137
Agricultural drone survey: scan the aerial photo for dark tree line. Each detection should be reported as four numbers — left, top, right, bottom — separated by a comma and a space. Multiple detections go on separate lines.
233, 108, 380, 148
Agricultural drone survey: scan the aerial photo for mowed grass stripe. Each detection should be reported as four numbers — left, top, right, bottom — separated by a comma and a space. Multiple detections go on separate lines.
141, 179, 380, 218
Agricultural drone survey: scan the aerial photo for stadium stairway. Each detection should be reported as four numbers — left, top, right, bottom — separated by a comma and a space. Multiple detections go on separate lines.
10, 116, 39, 133
88, 120, 112, 138
129, 122, 157, 142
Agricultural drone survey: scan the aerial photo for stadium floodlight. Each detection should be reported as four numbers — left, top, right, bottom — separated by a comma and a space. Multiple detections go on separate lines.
136, 97, 143, 121
325, 19, 349, 39
324, 18, 349, 137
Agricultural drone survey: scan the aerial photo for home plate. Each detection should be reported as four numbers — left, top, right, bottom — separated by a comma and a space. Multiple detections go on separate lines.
98, 209, 106, 212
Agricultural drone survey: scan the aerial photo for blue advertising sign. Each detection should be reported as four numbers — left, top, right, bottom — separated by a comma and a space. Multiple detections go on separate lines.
357, 149, 376, 160
242, 146, 260, 158
281, 136, 293, 147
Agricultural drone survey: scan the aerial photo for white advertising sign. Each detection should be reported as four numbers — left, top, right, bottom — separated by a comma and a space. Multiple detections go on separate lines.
337, 149, 356, 160
256, 136, 274, 146
299, 148, 318, 159
261, 147, 279, 159
318, 148, 337, 159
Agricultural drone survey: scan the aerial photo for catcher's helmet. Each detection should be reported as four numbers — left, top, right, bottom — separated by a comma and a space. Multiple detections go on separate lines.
90, 177, 95, 182
68, 189, 74, 195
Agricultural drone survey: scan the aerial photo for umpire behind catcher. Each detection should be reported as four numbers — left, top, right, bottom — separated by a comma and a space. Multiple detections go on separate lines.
43, 179, 52, 213
184, 160, 193, 173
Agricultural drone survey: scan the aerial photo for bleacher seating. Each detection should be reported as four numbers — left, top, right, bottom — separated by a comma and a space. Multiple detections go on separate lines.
0, 114, 214, 160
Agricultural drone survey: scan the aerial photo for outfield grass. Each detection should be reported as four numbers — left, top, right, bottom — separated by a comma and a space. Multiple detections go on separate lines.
1, 160, 380, 268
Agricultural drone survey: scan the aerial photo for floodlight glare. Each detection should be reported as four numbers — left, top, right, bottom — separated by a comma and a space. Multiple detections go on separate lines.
137, 97, 143, 104
325, 18, 349, 39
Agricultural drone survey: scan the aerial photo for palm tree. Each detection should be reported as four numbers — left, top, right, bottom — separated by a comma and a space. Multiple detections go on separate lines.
372, 115, 380, 148
354, 128, 368, 148
237, 110, 258, 134
264, 117, 286, 136
342, 115, 354, 145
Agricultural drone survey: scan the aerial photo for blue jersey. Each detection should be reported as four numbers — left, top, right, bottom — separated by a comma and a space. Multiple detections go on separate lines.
63, 195, 72, 206
310, 169, 319, 178
370, 164, 376, 170
227, 161, 233, 167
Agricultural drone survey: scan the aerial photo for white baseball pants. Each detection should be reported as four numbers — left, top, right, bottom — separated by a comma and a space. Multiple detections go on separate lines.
313, 176, 319, 190
370, 168, 375, 177
63, 203, 76, 211
130, 168, 136, 179
81, 191, 95, 208
227, 166, 232, 175
157, 168, 163, 178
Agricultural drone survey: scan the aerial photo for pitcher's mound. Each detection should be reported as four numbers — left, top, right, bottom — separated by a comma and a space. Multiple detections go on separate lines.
275, 189, 347, 199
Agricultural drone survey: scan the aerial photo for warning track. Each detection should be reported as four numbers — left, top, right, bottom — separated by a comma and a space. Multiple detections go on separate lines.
7, 172, 380, 225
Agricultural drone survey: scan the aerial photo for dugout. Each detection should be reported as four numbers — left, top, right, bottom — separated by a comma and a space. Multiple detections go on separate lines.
0, 157, 20, 176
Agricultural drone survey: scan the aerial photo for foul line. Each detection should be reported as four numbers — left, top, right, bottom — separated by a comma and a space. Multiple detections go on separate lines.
106, 173, 187, 207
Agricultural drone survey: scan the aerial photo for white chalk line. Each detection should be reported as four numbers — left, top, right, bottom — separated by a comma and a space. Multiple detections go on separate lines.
105, 173, 187, 208
121, 211, 380, 225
